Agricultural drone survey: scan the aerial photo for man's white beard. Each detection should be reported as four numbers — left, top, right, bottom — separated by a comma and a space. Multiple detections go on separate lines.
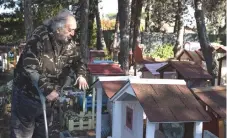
55, 33, 71, 45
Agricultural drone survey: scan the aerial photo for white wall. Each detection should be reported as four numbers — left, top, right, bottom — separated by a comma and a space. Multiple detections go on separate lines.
221, 59, 226, 85
121, 101, 144, 138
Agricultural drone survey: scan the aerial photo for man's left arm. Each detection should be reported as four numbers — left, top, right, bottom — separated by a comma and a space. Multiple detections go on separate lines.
71, 44, 88, 90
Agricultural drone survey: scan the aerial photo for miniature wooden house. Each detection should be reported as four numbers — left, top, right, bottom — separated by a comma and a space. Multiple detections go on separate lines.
199, 45, 226, 85
156, 61, 212, 88
132, 45, 156, 76
175, 49, 204, 65
87, 64, 125, 133
139, 62, 176, 79
192, 86, 226, 138
89, 50, 106, 63
95, 76, 211, 138
94, 76, 138, 138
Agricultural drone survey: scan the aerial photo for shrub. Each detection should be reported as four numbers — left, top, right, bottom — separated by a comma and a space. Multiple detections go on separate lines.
151, 43, 174, 60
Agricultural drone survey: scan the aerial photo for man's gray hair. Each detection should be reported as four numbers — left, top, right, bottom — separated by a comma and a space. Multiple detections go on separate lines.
43, 9, 75, 32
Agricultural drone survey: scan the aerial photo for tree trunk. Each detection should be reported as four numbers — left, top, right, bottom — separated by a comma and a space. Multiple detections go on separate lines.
132, 0, 144, 51
95, 0, 106, 50
174, 0, 185, 56
24, 0, 33, 40
118, 0, 130, 74
80, 0, 89, 63
194, 0, 215, 85
111, 13, 120, 62
128, 0, 136, 68
132, 0, 145, 76
88, 0, 95, 48
129, 0, 136, 50
173, 0, 179, 33
145, 0, 151, 32
112, 13, 120, 49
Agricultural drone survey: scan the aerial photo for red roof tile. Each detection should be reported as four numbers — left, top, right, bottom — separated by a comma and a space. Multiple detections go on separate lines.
131, 84, 211, 122
133, 45, 155, 64
89, 50, 105, 58
176, 50, 204, 64
101, 81, 128, 98
87, 64, 125, 75
192, 86, 226, 119
157, 61, 212, 79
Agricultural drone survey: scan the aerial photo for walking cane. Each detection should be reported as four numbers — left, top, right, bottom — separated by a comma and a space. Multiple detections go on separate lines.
30, 72, 49, 138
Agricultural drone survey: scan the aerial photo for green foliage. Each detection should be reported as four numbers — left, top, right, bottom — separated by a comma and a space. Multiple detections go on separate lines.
103, 47, 112, 60
0, 0, 75, 44
0, 1, 24, 44
213, 38, 222, 44
106, 13, 117, 20
33, 2, 64, 28
89, 22, 97, 48
151, 44, 174, 60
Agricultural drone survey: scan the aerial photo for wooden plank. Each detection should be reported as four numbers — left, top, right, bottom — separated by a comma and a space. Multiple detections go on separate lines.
218, 120, 225, 138
171, 61, 211, 79
166, 85, 190, 107
195, 106, 212, 121
132, 84, 159, 108
211, 107, 226, 119
151, 84, 184, 107
169, 107, 205, 122
145, 107, 176, 122
192, 86, 226, 93
207, 91, 226, 107
196, 91, 226, 118
176, 85, 202, 108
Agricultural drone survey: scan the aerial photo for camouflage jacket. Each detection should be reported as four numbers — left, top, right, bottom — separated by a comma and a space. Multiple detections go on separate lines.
14, 25, 87, 96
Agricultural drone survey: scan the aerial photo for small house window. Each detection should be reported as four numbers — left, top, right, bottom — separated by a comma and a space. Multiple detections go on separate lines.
126, 106, 133, 130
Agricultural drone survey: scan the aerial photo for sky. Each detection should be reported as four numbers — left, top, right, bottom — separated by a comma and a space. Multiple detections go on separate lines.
99, 0, 118, 17
0, 0, 119, 15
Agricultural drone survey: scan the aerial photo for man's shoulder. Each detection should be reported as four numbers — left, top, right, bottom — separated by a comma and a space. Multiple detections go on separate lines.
31, 25, 49, 40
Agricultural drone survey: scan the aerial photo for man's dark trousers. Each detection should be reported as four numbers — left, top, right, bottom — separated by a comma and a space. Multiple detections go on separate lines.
10, 87, 53, 138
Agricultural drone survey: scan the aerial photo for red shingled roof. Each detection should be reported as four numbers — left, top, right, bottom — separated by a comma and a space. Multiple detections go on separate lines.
175, 50, 204, 64
90, 50, 105, 58
192, 86, 226, 119
157, 61, 212, 79
131, 84, 211, 122
87, 64, 125, 76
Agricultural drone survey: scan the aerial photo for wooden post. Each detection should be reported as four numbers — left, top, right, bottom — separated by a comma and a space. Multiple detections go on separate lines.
92, 76, 96, 128
160, 71, 164, 79
96, 86, 102, 138
193, 122, 203, 138
136, 104, 146, 138
217, 60, 222, 85
218, 120, 225, 138
112, 101, 123, 138
146, 119, 156, 138
83, 93, 86, 112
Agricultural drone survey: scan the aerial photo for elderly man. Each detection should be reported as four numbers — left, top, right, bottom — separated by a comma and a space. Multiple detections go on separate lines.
11, 9, 88, 138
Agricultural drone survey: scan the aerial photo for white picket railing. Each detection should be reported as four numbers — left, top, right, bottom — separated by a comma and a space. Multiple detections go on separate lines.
65, 111, 96, 131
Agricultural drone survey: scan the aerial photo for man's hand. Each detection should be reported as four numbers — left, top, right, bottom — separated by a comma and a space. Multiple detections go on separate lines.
46, 90, 59, 102
74, 76, 89, 90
